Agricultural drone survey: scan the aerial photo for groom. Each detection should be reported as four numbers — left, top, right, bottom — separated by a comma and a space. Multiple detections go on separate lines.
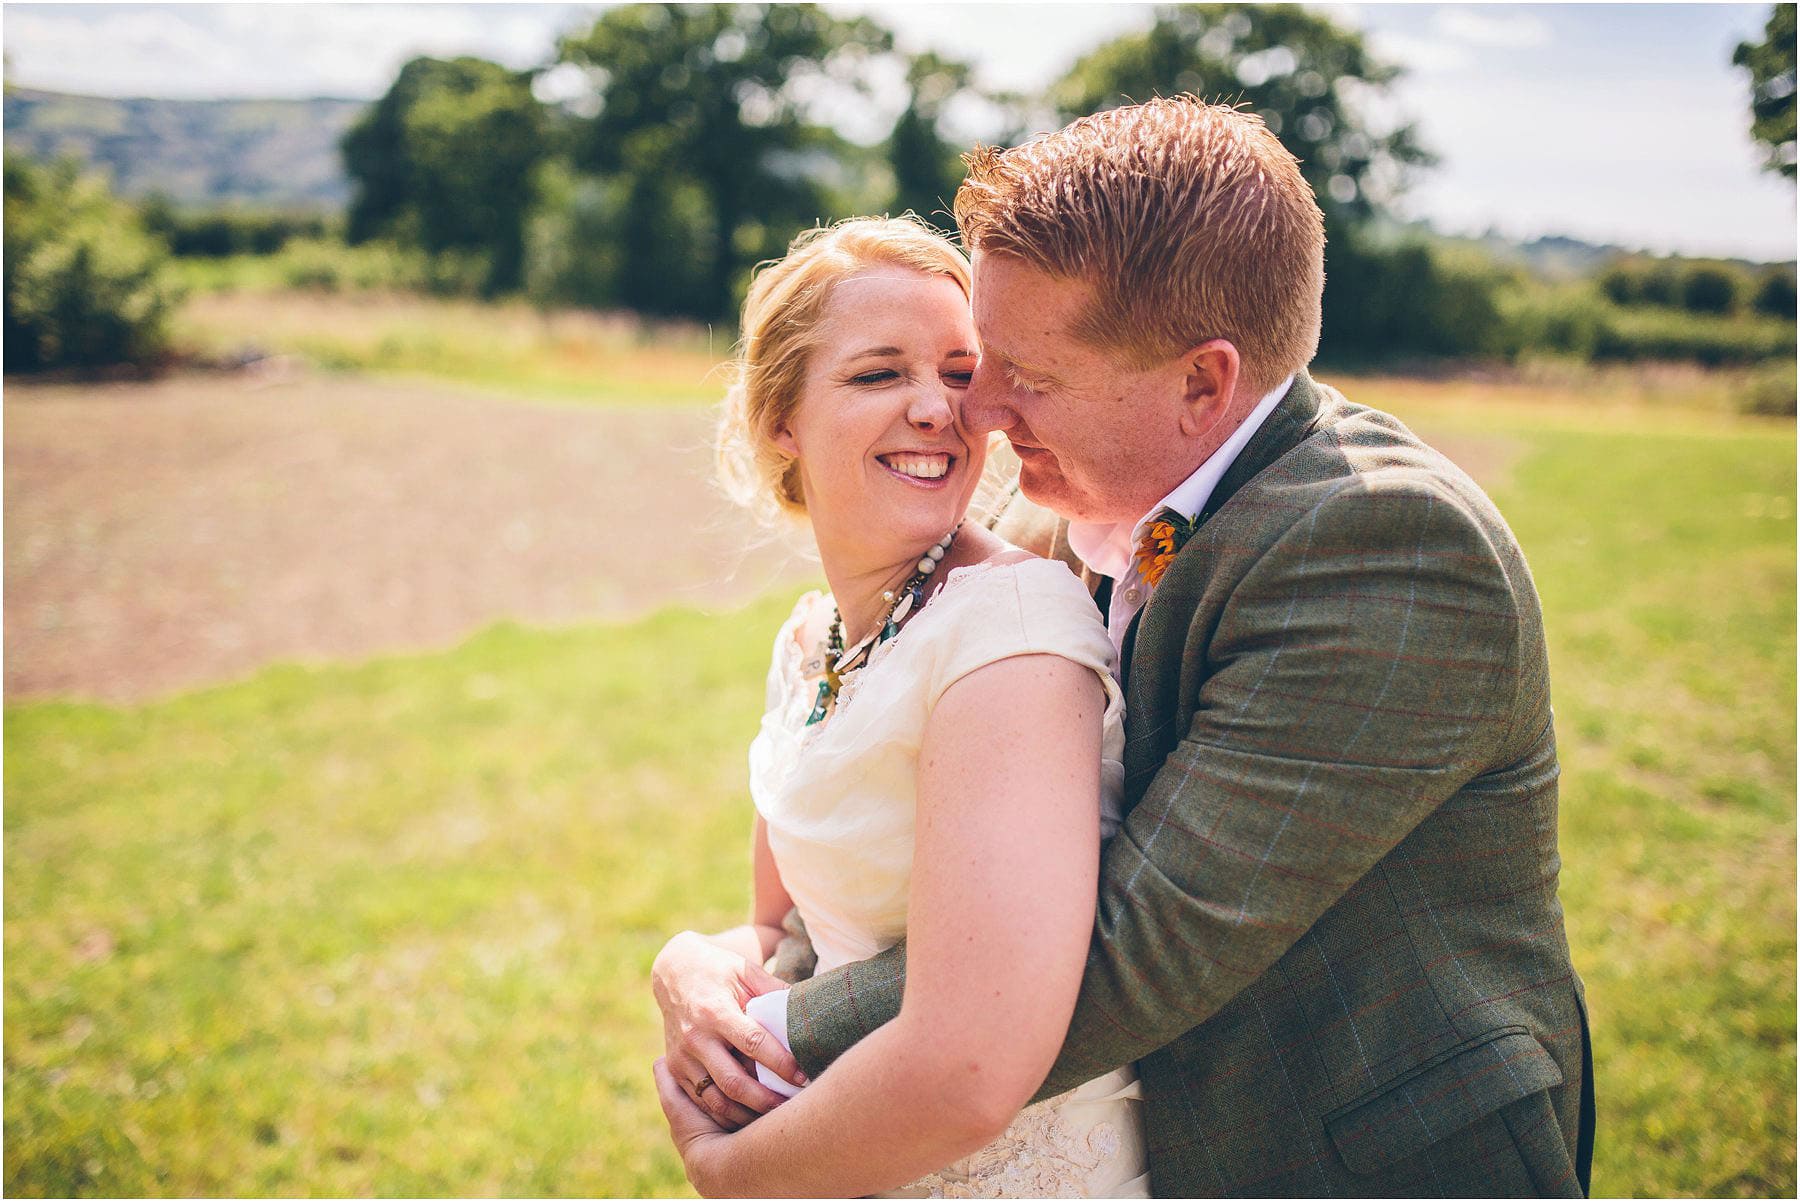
661, 97, 1593, 1196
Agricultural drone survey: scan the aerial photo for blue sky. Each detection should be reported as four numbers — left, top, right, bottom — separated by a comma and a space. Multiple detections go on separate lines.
4, 2, 1794, 261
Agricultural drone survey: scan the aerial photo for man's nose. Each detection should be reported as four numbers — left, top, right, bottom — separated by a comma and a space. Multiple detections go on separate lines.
960, 359, 1015, 437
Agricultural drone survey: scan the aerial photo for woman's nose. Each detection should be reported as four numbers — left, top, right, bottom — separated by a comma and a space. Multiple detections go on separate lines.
907, 384, 955, 432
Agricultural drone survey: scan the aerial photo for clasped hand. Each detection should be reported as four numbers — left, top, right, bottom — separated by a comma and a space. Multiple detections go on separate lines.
650, 930, 807, 1131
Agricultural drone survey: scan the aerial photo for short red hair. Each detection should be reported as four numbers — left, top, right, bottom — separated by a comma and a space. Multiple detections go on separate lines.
955, 97, 1326, 397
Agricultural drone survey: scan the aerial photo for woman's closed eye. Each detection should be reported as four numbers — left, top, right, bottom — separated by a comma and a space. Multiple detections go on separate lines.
847, 365, 972, 388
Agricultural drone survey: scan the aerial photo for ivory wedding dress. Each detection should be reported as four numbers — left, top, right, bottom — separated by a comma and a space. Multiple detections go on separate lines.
749, 557, 1151, 1199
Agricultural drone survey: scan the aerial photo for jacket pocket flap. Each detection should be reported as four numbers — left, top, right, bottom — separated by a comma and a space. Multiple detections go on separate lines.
1323, 1027, 1564, 1175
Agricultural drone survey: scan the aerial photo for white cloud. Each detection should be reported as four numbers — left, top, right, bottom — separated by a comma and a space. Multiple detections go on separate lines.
1366, 29, 1476, 75
1433, 7, 1553, 50
4, 4, 594, 99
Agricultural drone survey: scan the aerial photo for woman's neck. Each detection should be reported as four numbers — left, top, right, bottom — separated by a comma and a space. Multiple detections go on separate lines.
822, 554, 924, 650
816, 523, 1004, 649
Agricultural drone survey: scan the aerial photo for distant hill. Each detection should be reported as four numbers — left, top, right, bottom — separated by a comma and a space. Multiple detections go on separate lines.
1363, 215, 1794, 275
3, 86, 364, 209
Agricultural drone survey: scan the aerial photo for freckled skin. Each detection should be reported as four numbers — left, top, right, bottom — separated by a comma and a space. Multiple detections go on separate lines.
778, 269, 985, 573
959, 251, 1258, 527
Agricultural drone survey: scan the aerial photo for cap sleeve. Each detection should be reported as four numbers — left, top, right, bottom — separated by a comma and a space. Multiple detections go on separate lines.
922, 559, 1117, 708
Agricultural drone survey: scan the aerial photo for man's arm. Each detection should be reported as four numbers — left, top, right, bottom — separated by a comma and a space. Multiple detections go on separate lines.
790, 478, 1528, 1093
660, 652, 1108, 1196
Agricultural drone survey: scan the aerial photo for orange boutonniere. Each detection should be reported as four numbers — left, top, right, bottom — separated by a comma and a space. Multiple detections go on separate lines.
1134, 509, 1200, 588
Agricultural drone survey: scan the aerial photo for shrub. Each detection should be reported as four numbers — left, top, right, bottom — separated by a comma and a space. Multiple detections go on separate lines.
1319, 232, 1512, 362
1592, 305, 1795, 366
139, 196, 332, 259
1680, 264, 1741, 315
1598, 263, 1639, 306
1495, 286, 1605, 360
269, 237, 488, 297
1636, 261, 1682, 308
1752, 269, 1797, 318
1497, 275, 1794, 368
4, 154, 182, 372
1736, 360, 1797, 417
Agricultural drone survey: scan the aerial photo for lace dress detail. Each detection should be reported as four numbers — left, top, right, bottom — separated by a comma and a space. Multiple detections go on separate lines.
896, 1067, 1144, 1199
751, 558, 1149, 1198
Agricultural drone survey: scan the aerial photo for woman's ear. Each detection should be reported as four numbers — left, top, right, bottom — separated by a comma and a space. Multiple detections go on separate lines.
772, 422, 800, 458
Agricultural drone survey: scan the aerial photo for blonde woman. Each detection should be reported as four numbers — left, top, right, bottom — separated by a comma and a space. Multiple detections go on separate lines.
649, 217, 1148, 1197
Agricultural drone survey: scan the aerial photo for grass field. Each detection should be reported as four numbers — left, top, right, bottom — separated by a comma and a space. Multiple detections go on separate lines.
170, 286, 1792, 419
173, 289, 726, 406
5, 366, 1794, 1195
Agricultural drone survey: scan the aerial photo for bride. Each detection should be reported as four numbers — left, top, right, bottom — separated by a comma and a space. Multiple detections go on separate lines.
650, 216, 1148, 1197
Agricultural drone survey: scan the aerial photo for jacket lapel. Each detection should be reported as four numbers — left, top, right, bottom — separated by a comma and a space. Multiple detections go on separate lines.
1118, 371, 1325, 693
1194, 370, 1324, 532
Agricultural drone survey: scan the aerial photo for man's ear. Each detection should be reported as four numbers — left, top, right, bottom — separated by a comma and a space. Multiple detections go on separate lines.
1176, 340, 1241, 439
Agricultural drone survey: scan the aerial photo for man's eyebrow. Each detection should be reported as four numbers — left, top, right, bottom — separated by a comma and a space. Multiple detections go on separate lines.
988, 347, 1056, 382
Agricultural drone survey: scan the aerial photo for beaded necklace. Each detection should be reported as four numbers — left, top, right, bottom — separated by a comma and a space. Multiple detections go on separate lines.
805, 523, 962, 726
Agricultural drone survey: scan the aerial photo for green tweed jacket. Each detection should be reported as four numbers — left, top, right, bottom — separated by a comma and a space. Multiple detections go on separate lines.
783, 373, 1592, 1197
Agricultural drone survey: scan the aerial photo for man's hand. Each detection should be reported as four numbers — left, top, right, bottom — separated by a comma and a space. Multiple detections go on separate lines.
651, 930, 807, 1129
653, 1057, 736, 1197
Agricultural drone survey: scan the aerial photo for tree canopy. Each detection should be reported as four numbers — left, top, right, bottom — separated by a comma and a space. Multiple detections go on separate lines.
554, 3, 892, 315
1050, 4, 1432, 226
887, 52, 979, 234
341, 56, 547, 293
1733, 3, 1797, 180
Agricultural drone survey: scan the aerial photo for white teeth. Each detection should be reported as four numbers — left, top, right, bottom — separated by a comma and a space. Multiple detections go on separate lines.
882, 453, 950, 480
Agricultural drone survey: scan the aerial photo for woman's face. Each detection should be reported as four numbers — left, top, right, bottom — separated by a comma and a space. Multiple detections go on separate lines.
777, 267, 985, 566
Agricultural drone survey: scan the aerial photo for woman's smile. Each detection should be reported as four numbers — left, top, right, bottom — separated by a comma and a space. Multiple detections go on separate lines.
876, 451, 956, 487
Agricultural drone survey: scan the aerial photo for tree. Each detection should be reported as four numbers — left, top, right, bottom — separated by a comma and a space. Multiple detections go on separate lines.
1050, 4, 1432, 226
4, 153, 179, 371
555, 3, 892, 318
1733, 4, 1797, 180
341, 56, 547, 294
1048, 5, 1475, 361
888, 52, 977, 234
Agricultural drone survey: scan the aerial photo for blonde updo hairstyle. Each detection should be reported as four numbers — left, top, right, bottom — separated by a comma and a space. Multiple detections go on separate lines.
716, 216, 974, 526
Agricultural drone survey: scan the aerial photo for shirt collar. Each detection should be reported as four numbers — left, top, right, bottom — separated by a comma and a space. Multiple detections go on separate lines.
1066, 374, 1294, 581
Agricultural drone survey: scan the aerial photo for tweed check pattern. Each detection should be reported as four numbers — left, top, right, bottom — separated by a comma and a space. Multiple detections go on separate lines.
782, 374, 1590, 1197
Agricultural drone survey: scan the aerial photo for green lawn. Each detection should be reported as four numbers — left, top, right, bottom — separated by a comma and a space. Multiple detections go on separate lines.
6, 390, 1794, 1196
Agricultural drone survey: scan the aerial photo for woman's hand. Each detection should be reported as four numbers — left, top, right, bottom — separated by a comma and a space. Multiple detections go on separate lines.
654, 1056, 737, 1196
651, 930, 807, 1129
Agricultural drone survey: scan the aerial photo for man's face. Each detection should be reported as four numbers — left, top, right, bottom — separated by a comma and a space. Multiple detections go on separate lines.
962, 251, 1201, 526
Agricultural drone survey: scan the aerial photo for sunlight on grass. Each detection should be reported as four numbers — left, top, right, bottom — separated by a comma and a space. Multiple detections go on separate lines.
5, 383, 1793, 1196
172, 290, 728, 407
6, 596, 807, 1196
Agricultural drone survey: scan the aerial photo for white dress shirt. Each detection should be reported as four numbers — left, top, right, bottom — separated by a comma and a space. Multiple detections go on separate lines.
1065, 374, 1292, 670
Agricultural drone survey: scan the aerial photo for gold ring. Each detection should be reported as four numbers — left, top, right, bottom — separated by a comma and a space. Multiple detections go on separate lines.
694, 1074, 716, 1098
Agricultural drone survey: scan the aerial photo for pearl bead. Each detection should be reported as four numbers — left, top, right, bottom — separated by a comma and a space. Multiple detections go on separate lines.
928, 544, 945, 561
918, 558, 936, 574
